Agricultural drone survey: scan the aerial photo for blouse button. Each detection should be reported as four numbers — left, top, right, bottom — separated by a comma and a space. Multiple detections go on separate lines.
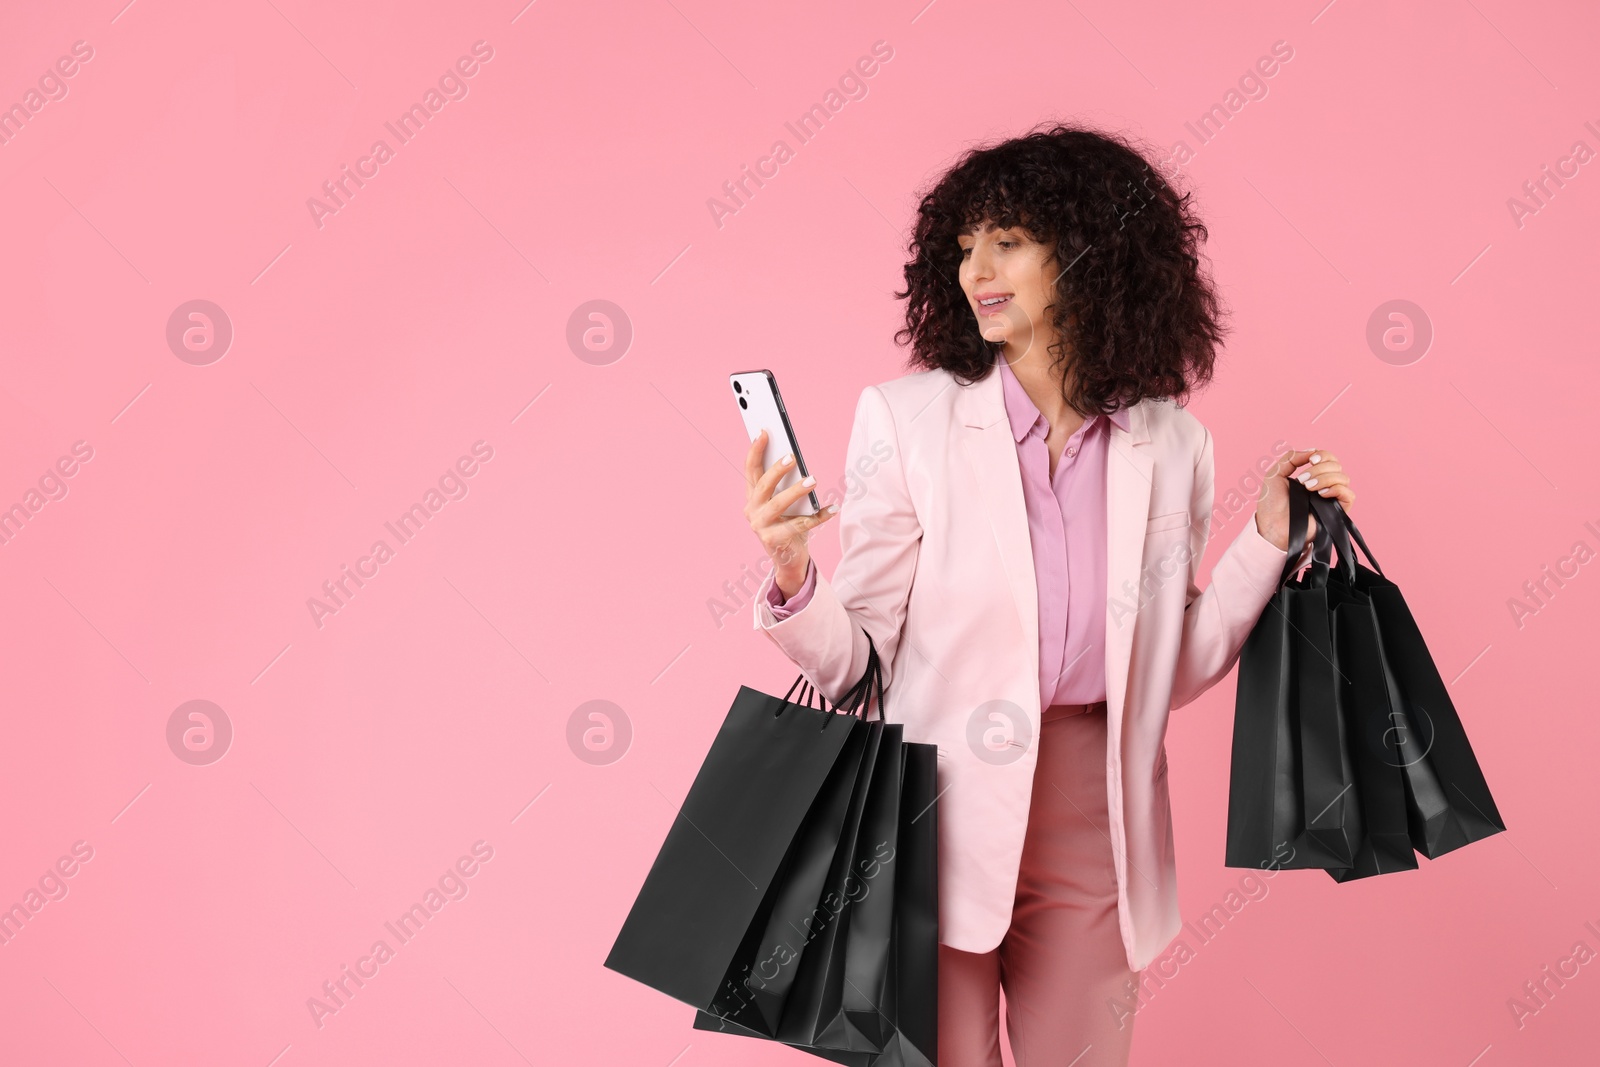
1066, 446, 1078, 457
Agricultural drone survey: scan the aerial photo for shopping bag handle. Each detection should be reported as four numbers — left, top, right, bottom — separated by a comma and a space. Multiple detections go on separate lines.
843, 631, 885, 722
1277, 478, 1336, 588
829, 629, 885, 721
782, 629, 886, 723
781, 676, 826, 712
1305, 491, 1385, 582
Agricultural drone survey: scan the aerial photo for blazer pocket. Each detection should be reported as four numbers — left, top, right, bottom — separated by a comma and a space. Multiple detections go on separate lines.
1145, 509, 1191, 534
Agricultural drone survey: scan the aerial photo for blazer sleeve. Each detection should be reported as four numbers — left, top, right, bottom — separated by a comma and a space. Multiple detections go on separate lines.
751, 384, 923, 707
1169, 425, 1314, 711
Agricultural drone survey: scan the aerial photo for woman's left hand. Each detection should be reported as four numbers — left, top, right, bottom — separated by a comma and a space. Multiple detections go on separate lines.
1255, 448, 1356, 554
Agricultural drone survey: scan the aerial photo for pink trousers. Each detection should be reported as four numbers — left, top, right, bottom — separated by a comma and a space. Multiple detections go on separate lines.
939, 702, 1139, 1067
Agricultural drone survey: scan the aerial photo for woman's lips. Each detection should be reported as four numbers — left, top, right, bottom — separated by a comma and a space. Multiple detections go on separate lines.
977, 295, 1013, 315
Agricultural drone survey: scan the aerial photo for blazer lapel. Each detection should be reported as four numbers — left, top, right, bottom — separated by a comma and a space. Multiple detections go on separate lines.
956, 365, 1041, 699
1104, 404, 1154, 730
953, 363, 1154, 726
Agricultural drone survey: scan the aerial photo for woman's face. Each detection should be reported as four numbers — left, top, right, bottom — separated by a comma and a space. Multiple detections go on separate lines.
956, 221, 1061, 362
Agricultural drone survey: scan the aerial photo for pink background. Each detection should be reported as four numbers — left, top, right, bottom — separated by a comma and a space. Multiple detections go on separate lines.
1, 0, 1595, 1064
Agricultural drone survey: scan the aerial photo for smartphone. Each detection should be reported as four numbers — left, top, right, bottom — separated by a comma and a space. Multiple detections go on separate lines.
731, 369, 819, 518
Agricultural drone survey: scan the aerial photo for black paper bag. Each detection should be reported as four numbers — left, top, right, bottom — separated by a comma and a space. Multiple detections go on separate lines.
693, 635, 940, 1065
1308, 493, 1506, 863
1313, 513, 1418, 882
604, 676, 865, 1013
1227, 481, 1359, 870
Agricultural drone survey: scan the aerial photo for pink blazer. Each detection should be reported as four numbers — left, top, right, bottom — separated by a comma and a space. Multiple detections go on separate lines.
751, 361, 1306, 972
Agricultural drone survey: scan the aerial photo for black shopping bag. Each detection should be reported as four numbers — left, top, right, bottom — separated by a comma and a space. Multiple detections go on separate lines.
882, 739, 939, 1067
704, 716, 902, 1062
1304, 493, 1418, 881
1307, 493, 1506, 862
694, 634, 940, 1066
836, 722, 906, 1053
603, 668, 874, 1021
711, 715, 876, 1035
1227, 481, 1359, 870
694, 747, 940, 1067
770, 715, 891, 1053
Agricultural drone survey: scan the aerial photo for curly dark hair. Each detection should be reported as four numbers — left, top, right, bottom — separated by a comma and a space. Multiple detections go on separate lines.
893, 122, 1227, 415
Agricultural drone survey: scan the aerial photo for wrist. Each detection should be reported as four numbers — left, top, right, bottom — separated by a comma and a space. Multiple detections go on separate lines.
1254, 509, 1288, 552
774, 558, 809, 599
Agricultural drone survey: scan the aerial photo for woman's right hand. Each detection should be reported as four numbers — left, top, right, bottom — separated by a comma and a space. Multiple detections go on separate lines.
744, 429, 839, 599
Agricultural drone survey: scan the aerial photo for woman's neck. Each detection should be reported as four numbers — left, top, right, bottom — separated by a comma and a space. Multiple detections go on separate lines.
1003, 346, 1081, 437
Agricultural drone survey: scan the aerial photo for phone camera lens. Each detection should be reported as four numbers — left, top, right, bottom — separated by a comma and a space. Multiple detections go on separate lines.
739, 397, 748, 409
732, 381, 743, 393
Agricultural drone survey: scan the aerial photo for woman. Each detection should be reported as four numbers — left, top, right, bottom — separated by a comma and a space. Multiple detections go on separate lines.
741, 124, 1354, 1066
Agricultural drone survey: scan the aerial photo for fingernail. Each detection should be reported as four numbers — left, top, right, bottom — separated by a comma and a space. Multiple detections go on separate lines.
1305, 477, 1318, 488
1296, 472, 1309, 483
1310, 453, 1321, 463
782, 453, 794, 465
802, 475, 816, 486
